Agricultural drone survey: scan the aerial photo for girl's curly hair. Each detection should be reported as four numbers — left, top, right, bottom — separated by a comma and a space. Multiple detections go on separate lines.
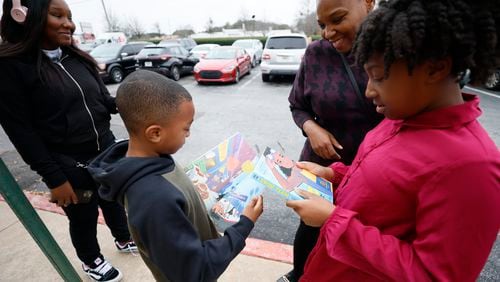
353, 0, 499, 84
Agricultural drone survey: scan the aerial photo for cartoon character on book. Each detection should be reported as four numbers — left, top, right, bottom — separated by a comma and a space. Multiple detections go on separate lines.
195, 182, 218, 209
263, 147, 303, 192
211, 198, 240, 223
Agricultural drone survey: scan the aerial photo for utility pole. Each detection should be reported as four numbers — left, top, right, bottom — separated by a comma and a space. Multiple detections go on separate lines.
100, 0, 111, 30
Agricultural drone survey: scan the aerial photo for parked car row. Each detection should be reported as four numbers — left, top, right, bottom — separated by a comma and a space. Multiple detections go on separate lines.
91, 41, 151, 83
193, 46, 252, 84
86, 34, 311, 85
136, 44, 199, 81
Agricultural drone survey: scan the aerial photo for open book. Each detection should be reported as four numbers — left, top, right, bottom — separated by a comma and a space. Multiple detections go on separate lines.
185, 133, 333, 231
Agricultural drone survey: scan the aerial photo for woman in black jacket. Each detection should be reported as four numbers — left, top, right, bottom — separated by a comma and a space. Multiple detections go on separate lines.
0, 0, 134, 281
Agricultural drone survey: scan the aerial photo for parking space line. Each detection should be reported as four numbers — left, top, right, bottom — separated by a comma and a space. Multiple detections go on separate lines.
238, 71, 260, 90
464, 86, 500, 99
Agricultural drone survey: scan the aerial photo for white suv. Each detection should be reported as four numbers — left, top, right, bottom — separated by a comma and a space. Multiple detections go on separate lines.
260, 33, 308, 82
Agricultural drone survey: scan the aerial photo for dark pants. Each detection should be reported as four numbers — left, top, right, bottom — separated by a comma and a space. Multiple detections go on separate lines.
62, 191, 130, 265
291, 221, 320, 281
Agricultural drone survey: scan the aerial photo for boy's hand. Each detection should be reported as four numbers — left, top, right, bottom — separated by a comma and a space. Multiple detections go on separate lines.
286, 190, 334, 227
296, 161, 335, 181
49, 181, 78, 207
242, 195, 263, 223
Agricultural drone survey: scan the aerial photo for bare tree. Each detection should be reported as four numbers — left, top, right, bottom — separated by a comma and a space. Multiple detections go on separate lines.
239, 6, 249, 22
104, 8, 122, 32
153, 22, 162, 36
173, 25, 194, 38
295, 0, 319, 36
124, 16, 145, 39
205, 17, 215, 33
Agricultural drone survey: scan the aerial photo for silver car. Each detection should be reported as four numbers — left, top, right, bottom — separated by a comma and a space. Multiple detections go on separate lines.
260, 33, 308, 82
232, 39, 263, 68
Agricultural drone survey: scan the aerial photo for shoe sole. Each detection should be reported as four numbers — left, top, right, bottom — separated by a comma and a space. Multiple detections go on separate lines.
84, 268, 123, 282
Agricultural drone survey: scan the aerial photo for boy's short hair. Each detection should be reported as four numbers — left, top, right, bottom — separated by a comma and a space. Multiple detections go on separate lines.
116, 70, 192, 135
353, 0, 499, 85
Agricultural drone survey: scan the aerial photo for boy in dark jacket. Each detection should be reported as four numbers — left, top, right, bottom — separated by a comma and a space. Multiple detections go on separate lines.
88, 70, 263, 282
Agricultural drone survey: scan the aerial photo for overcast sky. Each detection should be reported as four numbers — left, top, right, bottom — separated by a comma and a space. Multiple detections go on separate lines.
58, 0, 315, 35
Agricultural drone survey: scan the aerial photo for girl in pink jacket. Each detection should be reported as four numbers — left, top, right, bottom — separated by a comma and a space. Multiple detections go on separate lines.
287, 0, 500, 281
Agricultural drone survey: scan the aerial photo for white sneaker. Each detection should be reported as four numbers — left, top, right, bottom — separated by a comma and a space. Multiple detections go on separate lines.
82, 257, 123, 282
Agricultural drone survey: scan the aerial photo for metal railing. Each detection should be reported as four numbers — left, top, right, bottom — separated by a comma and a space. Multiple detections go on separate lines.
0, 158, 81, 281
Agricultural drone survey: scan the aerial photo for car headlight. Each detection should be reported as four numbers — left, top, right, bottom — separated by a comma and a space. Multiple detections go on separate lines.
98, 63, 106, 71
223, 65, 236, 72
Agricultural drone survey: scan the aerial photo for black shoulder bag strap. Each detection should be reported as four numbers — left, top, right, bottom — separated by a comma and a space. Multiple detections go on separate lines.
340, 53, 370, 111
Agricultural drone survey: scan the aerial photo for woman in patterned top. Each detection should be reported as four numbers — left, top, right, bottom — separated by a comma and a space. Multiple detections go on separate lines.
284, 0, 382, 281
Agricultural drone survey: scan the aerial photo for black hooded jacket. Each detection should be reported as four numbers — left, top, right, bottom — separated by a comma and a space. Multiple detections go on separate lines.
0, 50, 116, 188
88, 141, 254, 282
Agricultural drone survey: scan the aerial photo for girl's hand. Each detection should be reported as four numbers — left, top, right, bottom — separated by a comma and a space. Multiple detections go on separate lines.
303, 120, 342, 160
296, 161, 335, 182
242, 195, 264, 223
49, 181, 78, 207
286, 190, 335, 227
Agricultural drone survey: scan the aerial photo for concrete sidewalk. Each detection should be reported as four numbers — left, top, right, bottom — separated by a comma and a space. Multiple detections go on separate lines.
0, 199, 291, 282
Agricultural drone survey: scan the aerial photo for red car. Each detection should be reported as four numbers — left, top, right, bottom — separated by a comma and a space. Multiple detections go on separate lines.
193, 46, 252, 84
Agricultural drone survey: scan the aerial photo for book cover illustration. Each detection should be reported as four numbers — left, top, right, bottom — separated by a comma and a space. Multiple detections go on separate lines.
251, 147, 334, 202
186, 134, 333, 231
185, 133, 263, 230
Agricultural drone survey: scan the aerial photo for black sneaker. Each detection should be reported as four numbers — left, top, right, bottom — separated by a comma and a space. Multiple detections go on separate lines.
114, 239, 138, 253
277, 270, 296, 282
82, 257, 123, 282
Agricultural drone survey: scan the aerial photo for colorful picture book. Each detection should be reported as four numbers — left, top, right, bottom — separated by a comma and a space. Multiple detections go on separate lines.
185, 133, 333, 231
252, 147, 334, 202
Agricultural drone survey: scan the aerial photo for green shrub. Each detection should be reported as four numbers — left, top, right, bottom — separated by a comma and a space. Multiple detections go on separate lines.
311, 35, 322, 41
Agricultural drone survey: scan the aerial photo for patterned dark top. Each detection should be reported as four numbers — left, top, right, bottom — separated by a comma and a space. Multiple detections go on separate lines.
289, 39, 383, 166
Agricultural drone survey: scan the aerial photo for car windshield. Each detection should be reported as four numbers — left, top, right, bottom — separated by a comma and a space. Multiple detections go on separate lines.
90, 44, 121, 57
233, 41, 253, 48
137, 47, 166, 56
205, 48, 236, 59
266, 37, 307, 49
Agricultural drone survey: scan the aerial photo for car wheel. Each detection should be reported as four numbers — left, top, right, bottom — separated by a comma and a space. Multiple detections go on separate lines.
251, 56, 257, 68
485, 70, 500, 90
234, 69, 240, 83
110, 67, 124, 83
170, 65, 181, 81
262, 73, 270, 82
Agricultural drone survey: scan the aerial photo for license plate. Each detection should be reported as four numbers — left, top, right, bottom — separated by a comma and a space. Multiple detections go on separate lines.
144, 61, 152, 67
277, 55, 292, 63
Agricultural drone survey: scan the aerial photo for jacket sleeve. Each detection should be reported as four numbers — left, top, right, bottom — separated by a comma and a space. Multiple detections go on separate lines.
288, 50, 314, 136
0, 60, 67, 188
96, 71, 117, 114
328, 162, 349, 187
129, 178, 254, 282
318, 161, 500, 281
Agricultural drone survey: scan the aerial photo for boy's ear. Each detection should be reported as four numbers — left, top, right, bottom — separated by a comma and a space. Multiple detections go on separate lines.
144, 125, 162, 143
425, 57, 453, 84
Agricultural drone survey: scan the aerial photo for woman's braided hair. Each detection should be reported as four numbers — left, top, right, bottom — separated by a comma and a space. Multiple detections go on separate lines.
353, 0, 499, 84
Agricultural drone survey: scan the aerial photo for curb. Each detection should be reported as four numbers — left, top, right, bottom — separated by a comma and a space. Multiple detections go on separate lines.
0, 191, 293, 264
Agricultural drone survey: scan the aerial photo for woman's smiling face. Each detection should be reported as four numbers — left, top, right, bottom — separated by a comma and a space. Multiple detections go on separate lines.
317, 0, 374, 53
